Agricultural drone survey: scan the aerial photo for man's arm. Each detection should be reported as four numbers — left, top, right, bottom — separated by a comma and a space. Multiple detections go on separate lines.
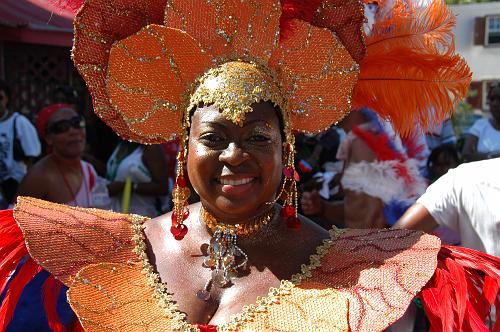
393, 203, 439, 233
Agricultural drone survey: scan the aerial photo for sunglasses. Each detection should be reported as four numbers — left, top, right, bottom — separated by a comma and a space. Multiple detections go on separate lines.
46, 116, 85, 135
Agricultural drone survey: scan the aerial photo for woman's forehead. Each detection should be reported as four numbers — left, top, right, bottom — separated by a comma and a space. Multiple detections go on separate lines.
193, 102, 279, 126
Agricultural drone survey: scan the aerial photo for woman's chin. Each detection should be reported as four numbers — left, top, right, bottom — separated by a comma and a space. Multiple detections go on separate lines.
210, 197, 269, 220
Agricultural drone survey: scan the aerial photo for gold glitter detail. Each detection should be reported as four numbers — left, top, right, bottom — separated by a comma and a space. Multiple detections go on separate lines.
14, 197, 442, 331
131, 211, 347, 331
221, 227, 346, 331
269, 19, 359, 134
188, 61, 285, 126
13, 196, 141, 286
163, 0, 281, 62
73, 0, 364, 142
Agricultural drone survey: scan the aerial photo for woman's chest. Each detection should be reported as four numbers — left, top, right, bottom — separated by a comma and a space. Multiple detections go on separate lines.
155, 247, 282, 325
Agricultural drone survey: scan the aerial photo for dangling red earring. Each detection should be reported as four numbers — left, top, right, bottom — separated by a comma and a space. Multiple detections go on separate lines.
170, 148, 190, 240
279, 141, 301, 229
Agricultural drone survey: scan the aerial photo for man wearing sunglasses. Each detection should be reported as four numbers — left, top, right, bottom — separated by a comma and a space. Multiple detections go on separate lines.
0, 79, 41, 208
16, 103, 98, 208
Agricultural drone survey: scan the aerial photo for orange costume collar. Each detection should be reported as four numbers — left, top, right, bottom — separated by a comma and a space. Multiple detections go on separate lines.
14, 197, 440, 331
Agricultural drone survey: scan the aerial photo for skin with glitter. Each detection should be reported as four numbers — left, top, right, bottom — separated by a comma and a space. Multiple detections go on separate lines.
144, 102, 328, 325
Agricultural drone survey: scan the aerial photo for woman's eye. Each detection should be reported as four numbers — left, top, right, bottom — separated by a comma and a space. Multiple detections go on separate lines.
249, 134, 271, 142
200, 133, 224, 143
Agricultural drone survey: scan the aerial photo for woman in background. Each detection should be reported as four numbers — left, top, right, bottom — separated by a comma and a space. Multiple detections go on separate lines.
106, 141, 168, 216
462, 83, 500, 161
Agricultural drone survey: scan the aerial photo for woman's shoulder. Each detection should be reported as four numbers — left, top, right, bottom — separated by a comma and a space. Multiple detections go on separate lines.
297, 227, 441, 330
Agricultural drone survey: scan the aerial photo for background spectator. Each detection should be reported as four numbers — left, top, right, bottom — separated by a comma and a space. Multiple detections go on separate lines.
16, 104, 98, 207
425, 118, 457, 150
394, 158, 500, 257
426, 144, 460, 183
106, 141, 169, 217
0, 79, 41, 207
462, 83, 500, 161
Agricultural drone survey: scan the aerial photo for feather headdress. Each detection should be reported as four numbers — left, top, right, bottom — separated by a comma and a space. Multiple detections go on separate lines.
48, 0, 470, 142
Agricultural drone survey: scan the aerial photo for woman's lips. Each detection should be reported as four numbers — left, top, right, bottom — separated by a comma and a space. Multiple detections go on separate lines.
216, 177, 257, 196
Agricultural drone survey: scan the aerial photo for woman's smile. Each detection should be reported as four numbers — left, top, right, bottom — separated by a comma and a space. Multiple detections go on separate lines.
216, 175, 259, 196
187, 102, 283, 221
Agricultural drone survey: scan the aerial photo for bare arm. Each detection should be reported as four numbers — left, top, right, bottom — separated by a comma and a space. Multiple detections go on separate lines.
300, 190, 344, 226
343, 189, 386, 229
393, 203, 439, 233
16, 167, 49, 201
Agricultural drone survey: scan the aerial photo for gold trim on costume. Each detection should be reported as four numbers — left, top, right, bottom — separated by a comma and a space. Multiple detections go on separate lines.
131, 214, 345, 331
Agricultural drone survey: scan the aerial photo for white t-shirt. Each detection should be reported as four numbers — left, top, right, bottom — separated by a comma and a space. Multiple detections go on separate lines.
417, 158, 500, 257
0, 112, 41, 182
467, 117, 500, 154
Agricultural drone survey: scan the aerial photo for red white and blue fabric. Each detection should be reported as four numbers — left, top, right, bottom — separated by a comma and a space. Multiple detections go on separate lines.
341, 109, 428, 225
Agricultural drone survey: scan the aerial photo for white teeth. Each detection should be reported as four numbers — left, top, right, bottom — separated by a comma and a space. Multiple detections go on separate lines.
220, 178, 253, 186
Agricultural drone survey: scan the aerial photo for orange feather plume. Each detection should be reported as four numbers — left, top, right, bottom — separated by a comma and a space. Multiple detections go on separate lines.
354, 0, 472, 135
368, 0, 456, 54
354, 47, 471, 134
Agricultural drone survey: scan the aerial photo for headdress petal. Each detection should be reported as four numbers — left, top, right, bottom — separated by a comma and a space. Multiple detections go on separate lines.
164, 0, 281, 63
73, 0, 168, 142
270, 19, 359, 133
106, 25, 212, 142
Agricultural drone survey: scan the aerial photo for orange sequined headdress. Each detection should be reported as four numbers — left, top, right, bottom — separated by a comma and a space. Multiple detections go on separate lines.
68, 0, 471, 236
70, 0, 471, 143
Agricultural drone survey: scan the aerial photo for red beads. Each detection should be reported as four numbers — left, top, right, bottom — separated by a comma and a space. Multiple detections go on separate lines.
170, 224, 188, 240
283, 167, 300, 181
176, 176, 187, 188
286, 217, 301, 229
283, 167, 294, 179
282, 204, 296, 218
171, 210, 189, 224
282, 204, 300, 229
171, 209, 190, 240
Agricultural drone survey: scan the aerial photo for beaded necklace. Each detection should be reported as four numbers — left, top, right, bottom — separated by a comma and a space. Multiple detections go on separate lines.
196, 205, 276, 301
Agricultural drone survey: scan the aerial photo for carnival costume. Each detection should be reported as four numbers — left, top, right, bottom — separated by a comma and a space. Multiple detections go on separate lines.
339, 108, 428, 226
0, 0, 499, 331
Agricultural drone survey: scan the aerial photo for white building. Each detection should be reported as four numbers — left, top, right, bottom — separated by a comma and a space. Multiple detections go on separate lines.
451, 2, 500, 110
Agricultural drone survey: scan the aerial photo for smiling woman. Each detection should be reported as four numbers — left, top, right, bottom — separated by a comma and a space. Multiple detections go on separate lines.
187, 103, 283, 221
0, 0, 499, 331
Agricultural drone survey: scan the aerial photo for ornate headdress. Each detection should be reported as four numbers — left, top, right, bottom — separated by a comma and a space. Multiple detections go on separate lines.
71, 0, 470, 139
68, 0, 470, 238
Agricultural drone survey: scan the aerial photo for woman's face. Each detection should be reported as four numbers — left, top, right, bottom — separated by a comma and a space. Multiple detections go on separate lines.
45, 108, 86, 158
187, 102, 283, 222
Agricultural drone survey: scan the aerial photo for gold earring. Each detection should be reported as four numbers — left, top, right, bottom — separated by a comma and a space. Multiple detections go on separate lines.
170, 145, 190, 240
278, 138, 301, 229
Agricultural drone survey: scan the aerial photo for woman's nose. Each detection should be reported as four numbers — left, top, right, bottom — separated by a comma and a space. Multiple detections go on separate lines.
219, 142, 249, 166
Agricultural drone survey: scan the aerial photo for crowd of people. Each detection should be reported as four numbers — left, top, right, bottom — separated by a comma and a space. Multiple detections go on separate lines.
0, 79, 177, 219
0, 0, 499, 331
